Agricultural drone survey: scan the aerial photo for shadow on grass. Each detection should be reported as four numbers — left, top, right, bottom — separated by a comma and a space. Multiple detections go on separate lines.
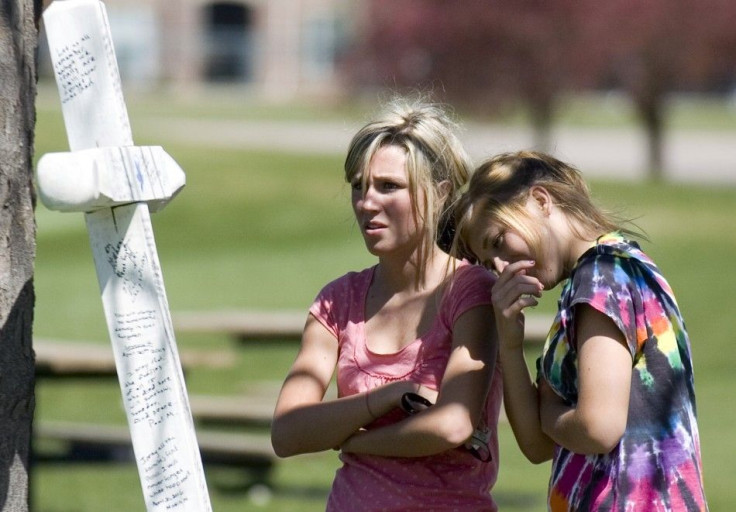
494, 490, 546, 510
269, 484, 332, 501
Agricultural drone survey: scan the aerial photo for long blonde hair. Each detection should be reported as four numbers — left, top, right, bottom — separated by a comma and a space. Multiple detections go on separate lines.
345, 97, 472, 283
453, 151, 641, 262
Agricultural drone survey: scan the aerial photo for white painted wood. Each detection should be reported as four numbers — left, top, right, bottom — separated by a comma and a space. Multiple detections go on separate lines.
41, 1, 212, 510
37, 146, 185, 212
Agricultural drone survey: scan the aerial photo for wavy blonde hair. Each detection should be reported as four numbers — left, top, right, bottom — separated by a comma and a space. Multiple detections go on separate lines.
345, 97, 472, 284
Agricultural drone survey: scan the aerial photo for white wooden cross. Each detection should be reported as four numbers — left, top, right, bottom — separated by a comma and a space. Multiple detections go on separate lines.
37, 1, 212, 510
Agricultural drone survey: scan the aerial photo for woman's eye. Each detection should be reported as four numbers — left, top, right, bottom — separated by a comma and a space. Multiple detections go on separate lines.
382, 182, 400, 191
350, 180, 362, 191
492, 233, 504, 248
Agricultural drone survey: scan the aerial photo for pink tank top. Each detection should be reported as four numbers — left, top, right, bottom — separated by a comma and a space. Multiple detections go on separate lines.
310, 262, 502, 511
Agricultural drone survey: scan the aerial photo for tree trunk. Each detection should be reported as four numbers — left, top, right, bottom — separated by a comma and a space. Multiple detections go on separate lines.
637, 95, 665, 182
529, 101, 554, 153
0, 0, 40, 510
628, 57, 667, 182
526, 92, 555, 153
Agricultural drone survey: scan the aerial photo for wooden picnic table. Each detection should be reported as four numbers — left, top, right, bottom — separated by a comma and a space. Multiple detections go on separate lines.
34, 308, 554, 483
34, 420, 276, 471
32, 339, 276, 483
172, 309, 555, 345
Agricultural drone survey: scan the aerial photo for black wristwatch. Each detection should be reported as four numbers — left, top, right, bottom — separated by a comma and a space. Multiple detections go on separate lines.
400, 392, 434, 415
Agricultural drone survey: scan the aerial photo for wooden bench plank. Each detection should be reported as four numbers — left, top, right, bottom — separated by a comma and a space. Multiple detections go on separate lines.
34, 339, 118, 377
173, 309, 555, 344
173, 310, 307, 342
190, 395, 274, 428
34, 421, 276, 468
189, 381, 342, 428
34, 339, 236, 378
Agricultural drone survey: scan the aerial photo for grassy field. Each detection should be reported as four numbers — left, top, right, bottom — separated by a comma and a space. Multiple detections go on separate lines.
31, 88, 735, 511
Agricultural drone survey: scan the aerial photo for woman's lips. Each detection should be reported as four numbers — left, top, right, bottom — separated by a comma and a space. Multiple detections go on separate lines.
364, 220, 386, 233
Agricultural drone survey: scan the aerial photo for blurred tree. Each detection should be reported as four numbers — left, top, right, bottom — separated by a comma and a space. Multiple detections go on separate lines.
343, 0, 582, 151
343, 0, 736, 181
580, 0, 736, 180
0, 0, 40, 509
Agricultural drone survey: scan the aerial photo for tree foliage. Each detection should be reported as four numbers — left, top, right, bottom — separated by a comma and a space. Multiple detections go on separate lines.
577, 0, 736, 178
343, 0, 736, 179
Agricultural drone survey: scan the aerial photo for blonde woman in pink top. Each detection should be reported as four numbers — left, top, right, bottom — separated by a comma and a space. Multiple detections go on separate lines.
272, 98, 503, 511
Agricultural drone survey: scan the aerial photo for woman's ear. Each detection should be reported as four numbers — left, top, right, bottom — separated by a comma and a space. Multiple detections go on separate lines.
529, 185, 553, 216
436, 180, 452, 204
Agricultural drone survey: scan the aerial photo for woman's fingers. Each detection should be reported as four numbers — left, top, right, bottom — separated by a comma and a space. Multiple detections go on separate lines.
491, 260, 544, 349
493, 260, 536, 287
494, 279, 543, 303
492, 263, 543, 313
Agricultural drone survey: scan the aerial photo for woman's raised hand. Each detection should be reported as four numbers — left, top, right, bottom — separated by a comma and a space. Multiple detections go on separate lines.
491, 260, 543, 350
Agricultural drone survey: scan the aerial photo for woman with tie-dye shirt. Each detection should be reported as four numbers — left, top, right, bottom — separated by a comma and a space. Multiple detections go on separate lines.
453, 151, 708, 511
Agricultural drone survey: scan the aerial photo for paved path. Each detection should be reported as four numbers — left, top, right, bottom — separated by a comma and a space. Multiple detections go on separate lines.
139, 117, 736, 185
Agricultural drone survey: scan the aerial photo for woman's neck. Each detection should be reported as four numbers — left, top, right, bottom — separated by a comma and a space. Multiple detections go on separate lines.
555, 216, 600, 281
376, 245, 453, 295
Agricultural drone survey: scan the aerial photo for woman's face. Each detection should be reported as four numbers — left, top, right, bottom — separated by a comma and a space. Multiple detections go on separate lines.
466, 198, 560, 289
467, 219, 534, 274
351, 145, 425, 257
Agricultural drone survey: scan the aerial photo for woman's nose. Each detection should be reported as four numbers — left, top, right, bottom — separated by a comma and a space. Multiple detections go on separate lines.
358, 187, 379, 211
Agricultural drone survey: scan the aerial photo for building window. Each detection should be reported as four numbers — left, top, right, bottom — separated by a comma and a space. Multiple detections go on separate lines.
203, 2, 254, 82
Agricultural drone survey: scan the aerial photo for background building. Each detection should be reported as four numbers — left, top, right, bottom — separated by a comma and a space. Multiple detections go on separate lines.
39, 0, 355, 101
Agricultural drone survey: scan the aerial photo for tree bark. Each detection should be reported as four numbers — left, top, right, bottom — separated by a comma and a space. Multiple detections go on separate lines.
0, 0, 40, 510
637, 95, 665, 182
528, 96, 555, 154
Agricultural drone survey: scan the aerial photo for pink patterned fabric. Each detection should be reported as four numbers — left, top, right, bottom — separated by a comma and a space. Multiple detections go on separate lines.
310, 262, 502, 511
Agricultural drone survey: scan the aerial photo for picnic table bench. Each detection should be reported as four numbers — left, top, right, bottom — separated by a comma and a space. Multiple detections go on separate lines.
173, 309, 555, 345
33, 338, 234, 378
34, 310, 552, 485
173, 310, 308, 342
34, 421, 276, 473
172, 308, 556, 431
188, 382, 338, 429
32, 339, 278, 486
190, 394, 275, 428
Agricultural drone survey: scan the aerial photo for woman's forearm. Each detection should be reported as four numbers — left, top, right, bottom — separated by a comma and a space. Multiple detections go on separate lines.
271, 380, 415, 457
540, 395, 622, 455
341, 304, 497, 459
340, 401, 475, 457
499, 346, 554, 463
539, 305, 631, 455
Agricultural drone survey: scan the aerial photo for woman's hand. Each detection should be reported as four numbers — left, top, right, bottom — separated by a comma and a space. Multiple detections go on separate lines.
491, 260, 544, 350
491, 260, 554, 463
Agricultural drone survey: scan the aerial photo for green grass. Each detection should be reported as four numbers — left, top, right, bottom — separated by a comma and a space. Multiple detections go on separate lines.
31, 90, 736, 511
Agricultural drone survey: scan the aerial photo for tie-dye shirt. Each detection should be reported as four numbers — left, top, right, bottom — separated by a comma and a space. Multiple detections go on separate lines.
537, 232, 707, 511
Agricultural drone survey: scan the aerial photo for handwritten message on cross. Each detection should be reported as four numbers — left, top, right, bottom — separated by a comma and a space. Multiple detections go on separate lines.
37, 1, 212, 510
